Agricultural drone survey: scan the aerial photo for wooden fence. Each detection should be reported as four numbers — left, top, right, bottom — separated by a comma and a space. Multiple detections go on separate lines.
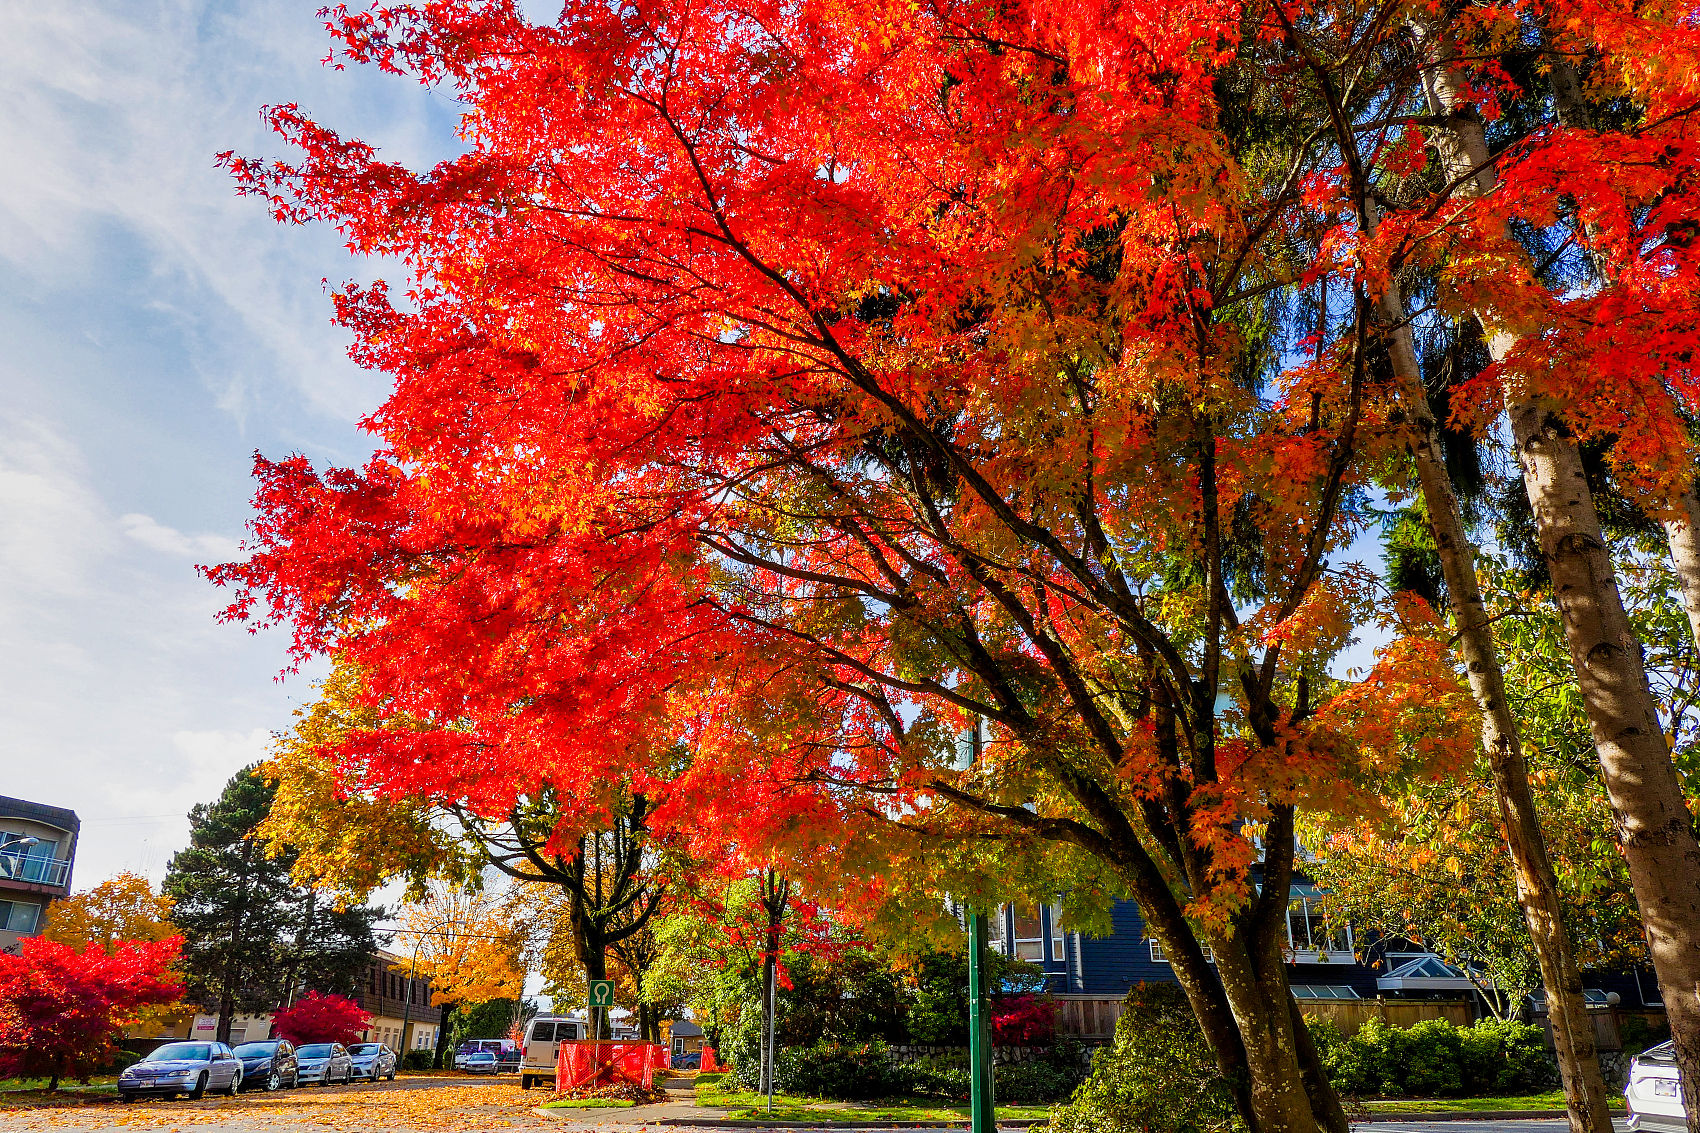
1295, 997, 1474, 1036
1052, 995, 1128, 1040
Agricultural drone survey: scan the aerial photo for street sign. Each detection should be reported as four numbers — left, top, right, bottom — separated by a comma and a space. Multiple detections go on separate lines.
588, 980, 616, 1008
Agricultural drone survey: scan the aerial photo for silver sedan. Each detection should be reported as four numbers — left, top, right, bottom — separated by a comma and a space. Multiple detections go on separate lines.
293, 1042, 354, 1086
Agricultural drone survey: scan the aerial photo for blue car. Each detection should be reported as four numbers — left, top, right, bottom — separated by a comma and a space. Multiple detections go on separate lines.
118, 1042, 244, 1101
233, 1039, 299, 1091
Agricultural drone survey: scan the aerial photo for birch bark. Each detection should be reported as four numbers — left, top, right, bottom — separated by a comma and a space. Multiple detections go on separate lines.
1422, 41, 1700, 1132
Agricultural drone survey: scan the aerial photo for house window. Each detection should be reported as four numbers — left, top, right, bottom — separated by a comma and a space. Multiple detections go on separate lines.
986, 910, 1007, 956
0, 900, 41, 934
1049, 905, 1064, 962
1011, 908, 1045, 962
1149, 937, 1216, 964
1287, 890, 1351, 954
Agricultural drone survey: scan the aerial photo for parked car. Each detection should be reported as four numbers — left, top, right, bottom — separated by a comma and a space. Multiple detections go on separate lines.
518, 1016, 585, 1090
672, 1050, 702, 1071
294, 1042, 355, 1086
118, 1041, 244, 1101
347, 1042, 397, 1082
496, 1045, 522, 1073
1627, 1039, 1685, 1131
454, 1038, 519, 1070
459, 1050, 499, 1074
232, 1039, 299, 1091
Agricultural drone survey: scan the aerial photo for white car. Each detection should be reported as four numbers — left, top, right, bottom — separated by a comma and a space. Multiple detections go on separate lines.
518, 1016, 585, 1090
1626, 1040, 1684, 1131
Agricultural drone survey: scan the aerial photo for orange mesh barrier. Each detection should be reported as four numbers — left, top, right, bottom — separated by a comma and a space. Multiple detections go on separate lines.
555, 1042, 670, 1091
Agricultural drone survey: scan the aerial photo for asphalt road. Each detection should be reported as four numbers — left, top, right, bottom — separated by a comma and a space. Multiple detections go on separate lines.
1353, 1115, 1632, 1122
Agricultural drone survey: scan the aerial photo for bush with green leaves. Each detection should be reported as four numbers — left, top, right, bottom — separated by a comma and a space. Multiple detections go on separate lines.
1455, 1017, 1551, 1094
1049, 983, 1243, 1133
1310, 1014, 1550, 1098
771, 1039, 913, 1099
994, 1058, 1082, 1104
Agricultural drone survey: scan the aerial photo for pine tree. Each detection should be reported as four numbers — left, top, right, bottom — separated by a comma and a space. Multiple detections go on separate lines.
164, 766, 382, 1042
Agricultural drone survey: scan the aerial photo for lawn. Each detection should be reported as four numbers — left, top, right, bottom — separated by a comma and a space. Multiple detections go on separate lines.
539, 1098, 638, 1110
1363, 1090, 1626, 1113
692, 1077, 1051, 1123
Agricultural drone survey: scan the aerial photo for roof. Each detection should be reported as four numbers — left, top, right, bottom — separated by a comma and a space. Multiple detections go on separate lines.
0, 795, 80, 835
1376, 954, 1487, 991
669, 1020, 703, 1037
1290, 984, 1361, 1000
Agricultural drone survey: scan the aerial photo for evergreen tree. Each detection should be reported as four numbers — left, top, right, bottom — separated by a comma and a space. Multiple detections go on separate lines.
164, 766, 382, 1042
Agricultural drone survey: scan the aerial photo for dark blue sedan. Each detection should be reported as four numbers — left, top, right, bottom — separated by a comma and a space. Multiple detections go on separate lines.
233, 1039, 299, 1091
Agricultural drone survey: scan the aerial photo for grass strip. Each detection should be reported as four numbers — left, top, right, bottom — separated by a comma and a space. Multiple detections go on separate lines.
540, 1098, 639, 1110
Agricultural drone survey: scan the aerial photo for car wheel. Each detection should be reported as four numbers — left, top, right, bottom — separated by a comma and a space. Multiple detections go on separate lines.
265, 1069, 280, 1092
317, 1073, 329, 1087
225, 1071, 241, 1097
190, 1072, 208, 1100
119, 1092, 136, 1104
520, 1075, 533, 1091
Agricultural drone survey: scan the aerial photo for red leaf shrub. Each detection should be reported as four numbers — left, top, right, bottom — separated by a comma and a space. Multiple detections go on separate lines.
0, 936, 183, 1089
991, 994, 1056, 1046
270, 991, 371, 1045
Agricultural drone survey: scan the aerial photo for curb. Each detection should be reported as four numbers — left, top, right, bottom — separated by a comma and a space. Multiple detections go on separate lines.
1357, 1110, 1567, 1122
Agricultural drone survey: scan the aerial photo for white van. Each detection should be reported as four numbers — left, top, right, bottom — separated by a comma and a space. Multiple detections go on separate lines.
517, 1016, 586, 1089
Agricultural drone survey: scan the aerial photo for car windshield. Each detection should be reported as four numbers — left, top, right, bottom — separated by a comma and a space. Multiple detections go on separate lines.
233, 1042, 279, 1056
297, 1044, 334, 1057
350, 1044, 381, 1054
468, 1052, 494, 1059
143, 1044, 210, 1062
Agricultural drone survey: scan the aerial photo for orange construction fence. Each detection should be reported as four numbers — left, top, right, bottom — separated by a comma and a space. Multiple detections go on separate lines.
555, 1042, 671, 1091
700, 1045, 721, 1073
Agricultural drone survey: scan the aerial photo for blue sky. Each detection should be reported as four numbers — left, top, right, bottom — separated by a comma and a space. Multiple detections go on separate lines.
0, 1, 463, 887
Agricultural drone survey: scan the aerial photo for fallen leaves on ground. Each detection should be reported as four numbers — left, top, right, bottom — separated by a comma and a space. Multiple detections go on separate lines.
0, 1077, 551, 1131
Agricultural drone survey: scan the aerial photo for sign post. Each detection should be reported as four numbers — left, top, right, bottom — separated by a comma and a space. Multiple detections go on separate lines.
588, 979, 616, 1040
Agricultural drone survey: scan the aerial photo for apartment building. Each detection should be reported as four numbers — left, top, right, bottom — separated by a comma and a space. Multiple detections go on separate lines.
0, 794, 79, 955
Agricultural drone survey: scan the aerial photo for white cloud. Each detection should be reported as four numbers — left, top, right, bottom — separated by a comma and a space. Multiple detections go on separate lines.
0, 416, 110, 598
120, 513, 242, 561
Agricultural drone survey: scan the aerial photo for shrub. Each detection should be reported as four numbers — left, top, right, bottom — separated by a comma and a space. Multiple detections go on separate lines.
1309, 1014, 1552, 1098
991, 994, 1056, 1046
994, 1059, 1080, 1104
402, 1049, 434, 1071
772, 1039, 911, 1100
1457, 1018, 1551, 1094
1049, 983, 1243, 1133
1399, 1019, 1464, 1096
905, 1051, 969, 1100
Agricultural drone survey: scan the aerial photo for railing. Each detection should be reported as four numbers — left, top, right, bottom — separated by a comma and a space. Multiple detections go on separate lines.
0, 853, 70, 888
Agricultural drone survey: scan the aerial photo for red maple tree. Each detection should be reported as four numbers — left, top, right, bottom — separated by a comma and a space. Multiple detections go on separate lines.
207, 1, 1700, 1130
270, 992, 371, 1046
0, 936, 182, 1090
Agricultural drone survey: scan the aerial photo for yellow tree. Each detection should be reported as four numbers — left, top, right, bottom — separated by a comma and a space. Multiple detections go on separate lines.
393, 882, 528, 1059
42, 873, 176, 953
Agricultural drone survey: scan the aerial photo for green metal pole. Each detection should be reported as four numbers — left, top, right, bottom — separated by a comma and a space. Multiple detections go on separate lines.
967, 910, 996, 1133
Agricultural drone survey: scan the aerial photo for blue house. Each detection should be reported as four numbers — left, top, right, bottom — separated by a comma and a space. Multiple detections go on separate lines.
984, 888, 1379, 1002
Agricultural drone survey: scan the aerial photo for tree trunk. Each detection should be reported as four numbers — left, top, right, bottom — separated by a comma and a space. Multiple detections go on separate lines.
1420, 39, 1700, 1131
1212, 932, 1331, 1133
1509, 399, 1700, 1130
1374, 281, 1614, 1133
435, 1001, 453, 1068
1660, 486, 1700, 652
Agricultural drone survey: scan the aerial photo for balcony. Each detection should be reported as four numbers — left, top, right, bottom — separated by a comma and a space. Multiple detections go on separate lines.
0, 853, 70, 889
